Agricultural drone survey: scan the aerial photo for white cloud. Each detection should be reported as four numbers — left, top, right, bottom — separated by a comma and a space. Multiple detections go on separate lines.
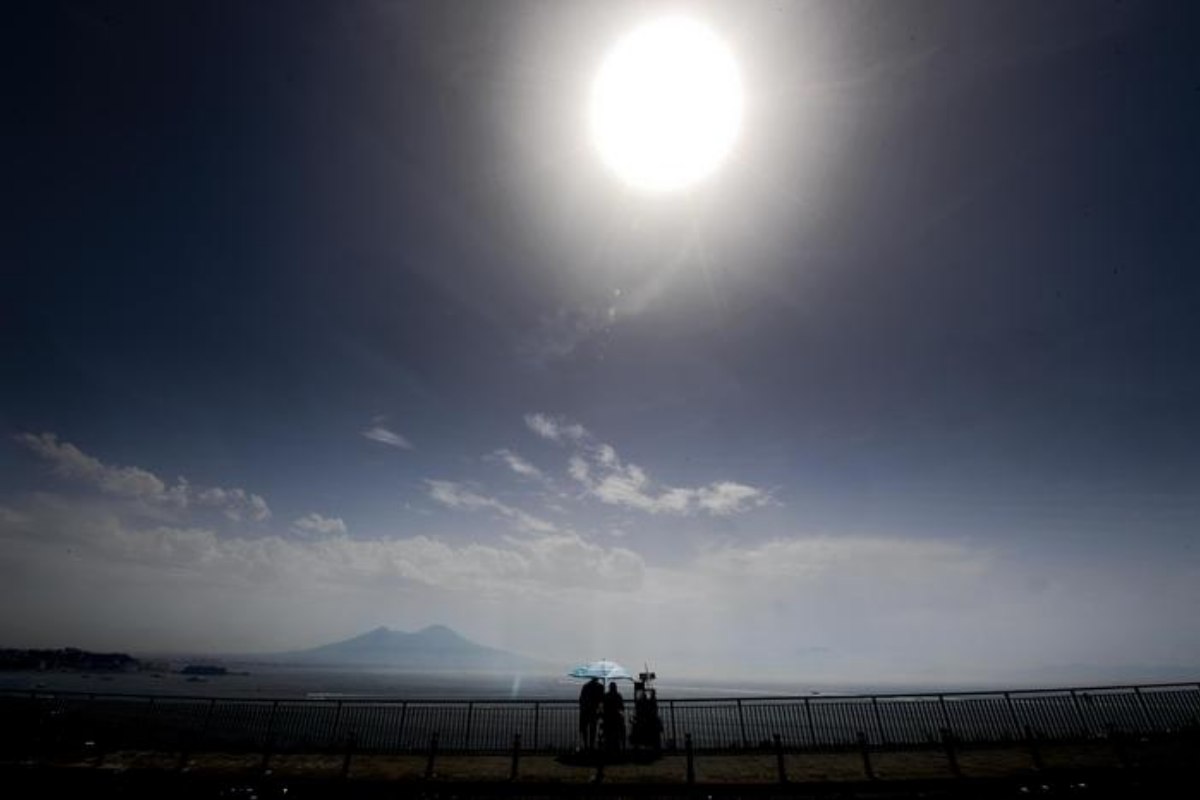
426, 480, 557, 534
0, 495, 641, 596
568, 455, 589, 483
696, 482, 769, 515
523, 414, 770, 516
16, 433, 271, 521
524, 413, 588, 443
292, 512, 348, 537
3, 489, 1199, 680
427, 480, 492, 511
195, 486, 272, 522
504, 531, 643, 592
17, 432, 167, 500
362, 425, 413, 449
489, 449, 545, 480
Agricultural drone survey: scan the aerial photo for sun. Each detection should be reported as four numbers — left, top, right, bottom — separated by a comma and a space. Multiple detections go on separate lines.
590, 17, 743, 193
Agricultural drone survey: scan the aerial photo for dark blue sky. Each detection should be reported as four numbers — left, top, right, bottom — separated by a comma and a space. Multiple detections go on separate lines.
2, 1, 1198, 681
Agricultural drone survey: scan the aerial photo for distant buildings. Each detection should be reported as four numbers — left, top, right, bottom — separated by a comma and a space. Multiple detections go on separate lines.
0, 647, 139, 672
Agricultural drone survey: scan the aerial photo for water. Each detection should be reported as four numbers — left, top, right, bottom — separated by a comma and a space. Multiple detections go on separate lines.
0, 665, 907, 700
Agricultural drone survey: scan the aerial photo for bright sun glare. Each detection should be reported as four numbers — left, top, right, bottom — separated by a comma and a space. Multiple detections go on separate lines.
590, 17, 743, 193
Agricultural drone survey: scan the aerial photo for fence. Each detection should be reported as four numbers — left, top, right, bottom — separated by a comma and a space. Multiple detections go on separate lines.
2, 682, 1198, 759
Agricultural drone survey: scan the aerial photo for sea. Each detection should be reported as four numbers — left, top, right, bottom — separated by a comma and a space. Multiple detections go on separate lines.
0, 664, 990, 701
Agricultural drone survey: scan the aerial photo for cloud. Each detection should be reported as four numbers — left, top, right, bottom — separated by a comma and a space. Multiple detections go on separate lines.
525, 414, 770, 516
426, 480, 557, 534
17, 432, 168, 500
0, 494, 642, 596
194, 486, 272, 522
524, 413, 588, 444
292, 512, 348, 537
489, 449, 545, 480
3, 488, 1198, 679
16, 433, 270, 521
504, 531, 643, 592
696, 482, 770, 515
362, 425, 414, 449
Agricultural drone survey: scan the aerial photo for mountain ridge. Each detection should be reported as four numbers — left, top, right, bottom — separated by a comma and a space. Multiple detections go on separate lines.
269, 624, 542, 671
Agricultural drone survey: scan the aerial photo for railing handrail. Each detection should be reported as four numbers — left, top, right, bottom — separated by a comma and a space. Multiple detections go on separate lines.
2, 679, 1197, 705
5, 679, 1198, 758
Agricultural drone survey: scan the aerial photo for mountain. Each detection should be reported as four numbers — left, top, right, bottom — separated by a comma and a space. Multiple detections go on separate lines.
273, 625, 540, 671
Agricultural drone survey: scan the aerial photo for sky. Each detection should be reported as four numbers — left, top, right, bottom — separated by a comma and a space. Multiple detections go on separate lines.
2, 0, 1199, 684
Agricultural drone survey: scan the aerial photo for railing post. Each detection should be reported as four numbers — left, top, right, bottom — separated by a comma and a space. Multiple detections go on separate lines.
1069, 690, 1090, 738
83, 693, 98, 762
532, 702, 540, 751
464, 701, 474, 750
671, 700, 679, 750
1024, 724, 1044, 771
425, 732, 439, 779
1004, 692, 1021, 740
941, 728, 961, 778
938, 694, 952, 734
330, 700, 344, 751
176, 731, 193, 773
872, 696, 886, 746
1106, 723, 1131, 767
510, 732, 521, 780
804, 697, 816, 748
139, 696, 158, 754
857, 731, 874, 780
192, 697, 216, 758
341, 731, 356, 779
395, 701, 408, 752
685, 732, 695, 784
736, 699, 747, 747
1132, 687, 1154, 732
773, 733, 787, 783
86, 695, 105, 769
261, 700, 279, 774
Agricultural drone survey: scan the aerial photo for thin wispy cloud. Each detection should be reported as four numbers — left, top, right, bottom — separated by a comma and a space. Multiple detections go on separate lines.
362, 425, 413, 450
426, 479, 557, 534
16, 433, 271, 522
489, 448, 545, 481
526, 414, 771, 516
292, 512, 348, 537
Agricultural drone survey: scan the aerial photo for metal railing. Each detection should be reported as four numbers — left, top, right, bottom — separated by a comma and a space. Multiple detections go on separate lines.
2, 681, 1197, 758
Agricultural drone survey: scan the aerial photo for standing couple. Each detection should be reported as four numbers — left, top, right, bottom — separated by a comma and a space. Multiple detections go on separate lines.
578, 677, 626, 751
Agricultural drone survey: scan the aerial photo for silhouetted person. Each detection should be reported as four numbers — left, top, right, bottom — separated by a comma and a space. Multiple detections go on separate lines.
602, 681, 626, 752
631, 680, 662, 751
578, 677, 604, 749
